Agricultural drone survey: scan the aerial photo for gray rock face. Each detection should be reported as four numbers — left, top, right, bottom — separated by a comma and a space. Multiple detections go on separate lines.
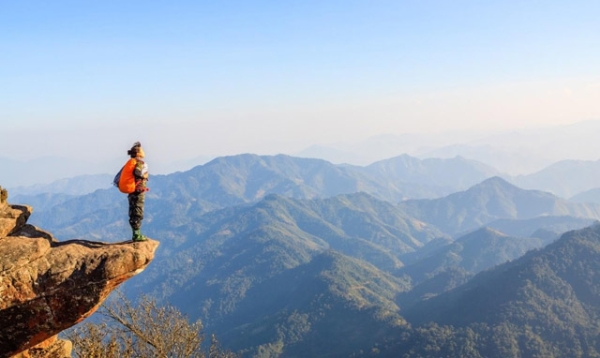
0, 194, 159, 357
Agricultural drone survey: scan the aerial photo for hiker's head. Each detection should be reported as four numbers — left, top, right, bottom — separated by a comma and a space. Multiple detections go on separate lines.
127, 142, 145, 158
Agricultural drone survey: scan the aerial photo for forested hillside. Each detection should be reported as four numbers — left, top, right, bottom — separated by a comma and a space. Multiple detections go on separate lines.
387, 224, 600, 358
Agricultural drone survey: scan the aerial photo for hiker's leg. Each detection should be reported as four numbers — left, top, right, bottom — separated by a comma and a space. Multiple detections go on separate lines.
128, 193, 146, 240
128, 193, 141, 230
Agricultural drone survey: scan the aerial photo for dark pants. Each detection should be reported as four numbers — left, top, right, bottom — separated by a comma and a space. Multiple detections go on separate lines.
128, 192, 145, 230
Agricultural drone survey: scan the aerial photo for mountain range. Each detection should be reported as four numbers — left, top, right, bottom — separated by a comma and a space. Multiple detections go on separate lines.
14, 150, 600, 207
398, 176, 600, 236
12, 152, 600, 357
24, 153, 499, 238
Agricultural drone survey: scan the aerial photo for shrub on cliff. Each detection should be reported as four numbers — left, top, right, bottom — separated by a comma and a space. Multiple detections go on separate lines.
68, 293, 236, 358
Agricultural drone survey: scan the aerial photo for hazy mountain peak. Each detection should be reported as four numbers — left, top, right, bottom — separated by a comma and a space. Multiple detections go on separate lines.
464, 176, 556, 200
458, 226, 508, 242
509, 158, 600, 198
476, 176, 517, 189
400, 175, 600, 236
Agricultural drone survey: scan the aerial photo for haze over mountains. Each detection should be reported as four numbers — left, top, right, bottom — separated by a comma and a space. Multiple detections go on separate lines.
296, 120, 600, 174
6, 120, 600, 190
9, 150, 600, 356
509, 159, 600, 198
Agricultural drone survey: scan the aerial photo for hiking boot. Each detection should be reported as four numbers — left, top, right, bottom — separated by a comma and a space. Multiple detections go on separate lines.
132, 229, 147, 242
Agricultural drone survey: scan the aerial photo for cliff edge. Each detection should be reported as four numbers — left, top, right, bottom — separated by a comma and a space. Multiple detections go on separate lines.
0, 187, 159, 357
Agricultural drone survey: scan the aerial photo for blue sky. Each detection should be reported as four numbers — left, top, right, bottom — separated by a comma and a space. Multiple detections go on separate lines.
1, 1, 600, 162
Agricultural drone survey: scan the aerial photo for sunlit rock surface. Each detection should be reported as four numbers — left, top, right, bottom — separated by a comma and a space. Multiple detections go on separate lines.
0, 193, 159, 357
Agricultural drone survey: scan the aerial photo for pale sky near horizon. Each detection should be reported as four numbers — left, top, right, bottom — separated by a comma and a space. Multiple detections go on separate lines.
2, 1, 600, 162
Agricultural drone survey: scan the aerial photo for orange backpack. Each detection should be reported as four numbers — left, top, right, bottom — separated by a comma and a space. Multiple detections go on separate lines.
113, 159, 137, 194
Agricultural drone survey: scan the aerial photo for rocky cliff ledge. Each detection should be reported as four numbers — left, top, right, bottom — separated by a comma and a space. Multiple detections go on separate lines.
0, 191, 159, 357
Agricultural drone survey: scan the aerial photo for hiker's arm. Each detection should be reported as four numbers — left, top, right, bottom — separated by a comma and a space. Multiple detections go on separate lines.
133, 161, 145, 180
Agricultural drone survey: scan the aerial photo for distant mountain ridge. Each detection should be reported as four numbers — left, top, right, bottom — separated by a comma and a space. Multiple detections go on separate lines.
11, 174, 113, 197
365, 154, 498, 198
509, 159, 600, 198
181, 153, 496, 201
0, 155, 212, 189
485, 215, 597, 240
1, 156, 120, 188
398, 176, 600, 236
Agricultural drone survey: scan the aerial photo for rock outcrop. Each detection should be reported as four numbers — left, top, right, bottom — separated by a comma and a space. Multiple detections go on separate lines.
0, 191, 159, 357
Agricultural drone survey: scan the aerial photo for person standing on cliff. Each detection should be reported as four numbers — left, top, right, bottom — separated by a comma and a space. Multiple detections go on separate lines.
118, 142, 149, 242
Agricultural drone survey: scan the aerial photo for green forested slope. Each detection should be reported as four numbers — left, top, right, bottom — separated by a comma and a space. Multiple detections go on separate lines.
387, 224, 600, 357
129, 192, 440, 305
399, 227, 543, 283
213, 251, 408, 357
